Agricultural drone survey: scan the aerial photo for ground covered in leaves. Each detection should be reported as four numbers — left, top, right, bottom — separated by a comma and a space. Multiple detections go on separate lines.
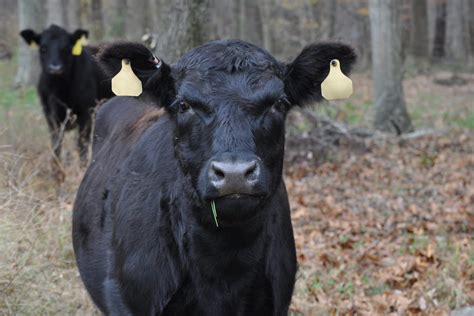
287, 131, 474, 315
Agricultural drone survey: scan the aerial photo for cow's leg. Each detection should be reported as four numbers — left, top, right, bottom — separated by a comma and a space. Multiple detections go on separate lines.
77, 111, 92, 168
44, 96, 67, 183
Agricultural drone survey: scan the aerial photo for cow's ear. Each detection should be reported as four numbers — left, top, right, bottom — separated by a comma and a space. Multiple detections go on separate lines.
284, 42, 356, 106
20, 29, 41, 46
97, 42, 175, 104
71, 29, 89, 43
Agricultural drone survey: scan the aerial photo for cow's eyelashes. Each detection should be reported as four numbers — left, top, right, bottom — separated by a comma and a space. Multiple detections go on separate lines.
178, 101, 191, 113
271, 97, 291, 113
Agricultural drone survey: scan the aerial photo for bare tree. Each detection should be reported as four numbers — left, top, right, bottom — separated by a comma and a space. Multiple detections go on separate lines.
369, 0, 412, 134
259, 0, 274, 52
208, 0, 239, 40
320, 0, 337, 40
105, 0, 127, 40
91, 0, 105, 40
445, 0, 469, 63
46, 0, 66, 26
469, 0, 474, 60
239, 0, 263, 47
65, 0, 81, 29
153, 0, 210, 62
125, 0, 149, 40
14, 0, 43, 87
432, 0, 446, 60
411, 0, 429, 61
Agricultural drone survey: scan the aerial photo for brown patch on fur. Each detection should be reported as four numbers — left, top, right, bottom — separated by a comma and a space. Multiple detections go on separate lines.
126, 106, 165, 139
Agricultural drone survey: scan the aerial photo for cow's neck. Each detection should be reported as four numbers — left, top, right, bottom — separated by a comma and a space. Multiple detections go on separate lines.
183, 200, 270, 291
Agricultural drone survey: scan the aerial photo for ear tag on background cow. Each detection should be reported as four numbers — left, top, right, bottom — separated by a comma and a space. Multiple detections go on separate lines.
72, 39, 83, 56
321, 59, 353, 100
30, 42, 38, 49
111, 59, 143, 97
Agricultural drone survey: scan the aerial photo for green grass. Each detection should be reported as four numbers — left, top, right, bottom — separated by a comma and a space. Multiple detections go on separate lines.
451, 111, 474, 130
0, 61, 38, 110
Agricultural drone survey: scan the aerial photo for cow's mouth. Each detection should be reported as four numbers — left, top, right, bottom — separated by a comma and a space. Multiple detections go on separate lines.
216, 193, 263, 200
202, 193, 265, 226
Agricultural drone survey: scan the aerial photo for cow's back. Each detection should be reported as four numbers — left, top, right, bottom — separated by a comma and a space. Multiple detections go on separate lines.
72, 97, 163, 311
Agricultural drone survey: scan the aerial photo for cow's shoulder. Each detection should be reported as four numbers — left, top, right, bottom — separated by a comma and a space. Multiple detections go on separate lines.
93, 97, 164, 154
84, 45, 100, 56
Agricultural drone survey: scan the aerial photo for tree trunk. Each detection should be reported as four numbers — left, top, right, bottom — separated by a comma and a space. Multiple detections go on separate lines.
153, 0, 210, 62
125, 0, 149, 40
14, 0, 43, 87
91, 0, 105, 40
445, 0, 469, 63
369, 0, 412, 134
105, 0, 127, 39
469, 0, 474, 63
411, 0, 428, 60
431, 0, 446, 60
238, 0, 263, 47
65, 0, 81, 29
260, 0, 274, 52
320, 0, 337, 40
46, 0, 65, 26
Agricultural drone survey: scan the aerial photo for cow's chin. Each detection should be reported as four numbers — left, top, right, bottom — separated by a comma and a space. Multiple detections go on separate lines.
203, 194, 266, 226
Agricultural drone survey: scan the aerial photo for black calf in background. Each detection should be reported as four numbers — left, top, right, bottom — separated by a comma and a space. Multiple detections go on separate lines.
73, 39, 356, 315
20, 24, 112, 179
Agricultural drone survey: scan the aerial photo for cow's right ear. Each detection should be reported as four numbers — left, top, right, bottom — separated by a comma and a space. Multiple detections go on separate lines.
20, 29, 41, 46
97, 42, 175, 105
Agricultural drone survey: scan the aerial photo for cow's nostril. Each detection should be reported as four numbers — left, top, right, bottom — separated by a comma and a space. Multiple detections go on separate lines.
210, 162, 225, 180
244, 161, 258, 178
214, 168, 225, 179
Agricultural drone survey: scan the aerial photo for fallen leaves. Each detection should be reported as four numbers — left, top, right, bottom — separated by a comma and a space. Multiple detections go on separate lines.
286, 130, 474, 315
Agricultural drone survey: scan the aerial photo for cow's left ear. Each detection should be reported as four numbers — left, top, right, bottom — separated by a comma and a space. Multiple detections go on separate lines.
97, 42, 175, 105
284, 43, 356, 106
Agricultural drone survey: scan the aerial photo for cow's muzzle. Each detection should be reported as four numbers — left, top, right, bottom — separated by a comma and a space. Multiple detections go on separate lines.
47, 63, 64, 75
205, 153, 264, 199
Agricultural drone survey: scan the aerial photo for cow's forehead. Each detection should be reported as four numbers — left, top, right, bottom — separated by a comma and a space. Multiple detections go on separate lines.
176, 40, 283, 75
177, 71, 285, 108
42, 25, 69, 42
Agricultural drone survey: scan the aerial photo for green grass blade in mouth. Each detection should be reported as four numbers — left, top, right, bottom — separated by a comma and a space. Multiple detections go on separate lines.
211, 200, 219, 227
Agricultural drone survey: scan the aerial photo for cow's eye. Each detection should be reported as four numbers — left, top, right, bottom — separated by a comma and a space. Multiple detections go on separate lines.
178, 101, 191, 113
272, 97, 290, 113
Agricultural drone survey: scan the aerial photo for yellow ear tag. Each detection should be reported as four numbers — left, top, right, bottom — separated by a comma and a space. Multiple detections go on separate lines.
30, 42, 38, 49
111, 59, 143, 97
321, 59, 353, 100
72, 39, 83, 56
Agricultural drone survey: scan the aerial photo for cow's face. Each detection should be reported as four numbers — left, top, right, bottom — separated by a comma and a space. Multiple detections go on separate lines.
98, 40, 355, 222
170, 44, 289, 216
20, 25, 88, 76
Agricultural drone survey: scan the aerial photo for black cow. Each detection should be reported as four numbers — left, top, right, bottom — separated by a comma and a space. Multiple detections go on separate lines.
73, 39, 355, 315
20, 24, 113, 177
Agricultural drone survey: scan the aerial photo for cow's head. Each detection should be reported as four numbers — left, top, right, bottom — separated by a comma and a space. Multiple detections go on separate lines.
20, 24, 88, 76
98, 40, 355, 223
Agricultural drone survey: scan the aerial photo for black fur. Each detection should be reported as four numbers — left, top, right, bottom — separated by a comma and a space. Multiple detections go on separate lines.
20, 24, 113, 168
73, 39, 356, 315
